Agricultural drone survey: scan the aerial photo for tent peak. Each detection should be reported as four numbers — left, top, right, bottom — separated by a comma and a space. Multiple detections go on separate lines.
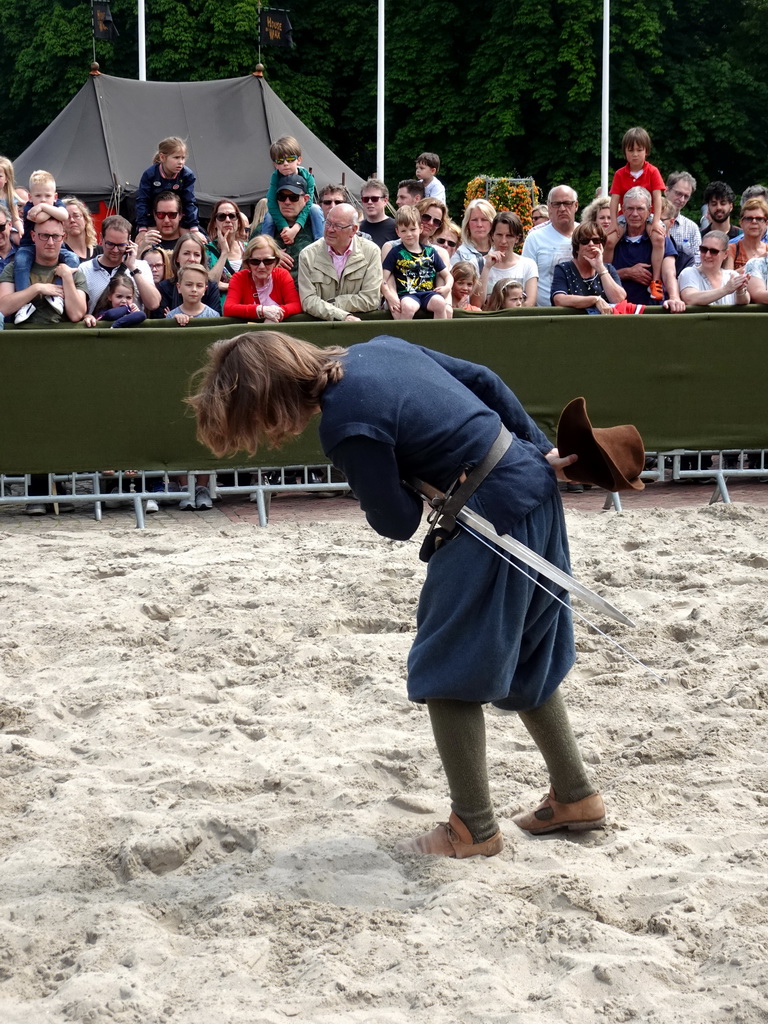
252, 64, 265, 78
90, 62, 101, 76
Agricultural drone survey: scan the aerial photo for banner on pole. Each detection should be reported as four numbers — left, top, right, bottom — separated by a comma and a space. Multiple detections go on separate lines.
92, 1, 119, 41
260, 9, 294, 48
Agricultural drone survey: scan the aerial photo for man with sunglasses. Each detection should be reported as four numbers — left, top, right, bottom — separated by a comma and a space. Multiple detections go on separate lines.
135, 192, 186, 252
80, 215, 160, 313
298, 202, 382, 321
0, 216, 87, 324
253, 174, 323, 283
359, 178, 396, 249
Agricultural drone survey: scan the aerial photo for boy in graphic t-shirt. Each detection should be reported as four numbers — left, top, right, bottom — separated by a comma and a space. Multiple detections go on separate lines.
381, 206, 451, 319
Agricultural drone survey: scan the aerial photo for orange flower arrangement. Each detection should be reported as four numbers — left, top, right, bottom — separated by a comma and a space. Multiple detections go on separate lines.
465, 177, 541, 236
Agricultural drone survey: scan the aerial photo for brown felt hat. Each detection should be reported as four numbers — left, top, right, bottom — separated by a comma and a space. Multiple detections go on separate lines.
557, 397, 645, 492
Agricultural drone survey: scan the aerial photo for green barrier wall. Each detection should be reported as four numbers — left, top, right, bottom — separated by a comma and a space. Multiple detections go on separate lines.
1, 312, 766, 474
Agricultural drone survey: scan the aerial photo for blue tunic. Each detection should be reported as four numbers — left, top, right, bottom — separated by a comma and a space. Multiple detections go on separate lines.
320, 336, 575, 710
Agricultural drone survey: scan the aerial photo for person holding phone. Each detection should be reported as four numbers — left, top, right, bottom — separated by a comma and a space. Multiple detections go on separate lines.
79, 215, 161, 313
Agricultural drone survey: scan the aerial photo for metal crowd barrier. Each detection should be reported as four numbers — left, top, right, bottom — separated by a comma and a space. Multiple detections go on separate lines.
3, 449, 765, 528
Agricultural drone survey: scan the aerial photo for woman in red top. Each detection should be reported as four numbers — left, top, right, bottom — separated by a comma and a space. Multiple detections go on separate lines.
223, 235, 301, 322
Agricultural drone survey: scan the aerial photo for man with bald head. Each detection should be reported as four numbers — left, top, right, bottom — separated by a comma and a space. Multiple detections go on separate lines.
522, 184, 579, 305
298, 202, 382, 321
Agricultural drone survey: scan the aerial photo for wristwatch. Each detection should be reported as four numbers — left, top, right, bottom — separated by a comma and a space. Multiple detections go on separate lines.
132, 267, 142, 275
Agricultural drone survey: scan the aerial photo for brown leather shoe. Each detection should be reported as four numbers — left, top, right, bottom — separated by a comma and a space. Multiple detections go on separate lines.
513, 788, 605, 835
396, 811, 503, 858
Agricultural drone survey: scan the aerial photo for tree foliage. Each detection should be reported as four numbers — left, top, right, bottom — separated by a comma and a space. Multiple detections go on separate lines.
0, 0, 766, 213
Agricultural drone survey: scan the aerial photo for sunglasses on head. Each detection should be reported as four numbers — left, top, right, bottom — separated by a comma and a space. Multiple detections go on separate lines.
155, 210, 179, 220
216, 211, 238, 220
277, 192, 302, 203
247, 256, 277, 267
421, 213, 442, 226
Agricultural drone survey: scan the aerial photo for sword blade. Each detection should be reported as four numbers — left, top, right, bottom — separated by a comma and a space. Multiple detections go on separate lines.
457, 507, 635, 627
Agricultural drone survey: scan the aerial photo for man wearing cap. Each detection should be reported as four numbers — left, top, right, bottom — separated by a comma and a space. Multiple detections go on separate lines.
298, 202, 382, 321
254, 174, 323, 282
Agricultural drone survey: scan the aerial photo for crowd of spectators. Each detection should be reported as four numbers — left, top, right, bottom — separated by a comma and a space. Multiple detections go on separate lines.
2, 129, 767, 332
1, 130, 766, 511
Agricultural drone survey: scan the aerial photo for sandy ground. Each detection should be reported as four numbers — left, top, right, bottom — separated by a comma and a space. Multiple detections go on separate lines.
1, 503, 767, 1024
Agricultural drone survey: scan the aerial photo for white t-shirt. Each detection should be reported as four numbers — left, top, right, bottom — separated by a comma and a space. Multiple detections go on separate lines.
678, 265, 741, 306
485, 256, 539, 297
521, 222, 573, 306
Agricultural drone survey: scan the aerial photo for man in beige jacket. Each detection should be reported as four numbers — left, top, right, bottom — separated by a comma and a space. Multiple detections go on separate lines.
298, 203, 382, 321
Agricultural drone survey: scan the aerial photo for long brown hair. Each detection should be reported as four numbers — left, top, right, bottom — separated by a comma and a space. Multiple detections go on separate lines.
187, 331, 347, 456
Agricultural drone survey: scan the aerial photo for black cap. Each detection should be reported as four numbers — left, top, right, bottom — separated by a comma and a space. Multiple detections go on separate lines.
277, 174, 307, 195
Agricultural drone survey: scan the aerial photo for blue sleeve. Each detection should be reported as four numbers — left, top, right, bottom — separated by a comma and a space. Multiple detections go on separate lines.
605, 264, 621, 286
418, 346, 553, 453
134, 167, 154, 228
432, 248, 446, 273
267, 169, 288, 231
551, 262, 569, 298
329, 435, 423, 541
98, 305, 131, 322
179, 167, 199, 229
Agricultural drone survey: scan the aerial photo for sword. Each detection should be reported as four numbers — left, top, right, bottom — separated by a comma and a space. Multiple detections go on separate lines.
410, 480, 635, 627
457, 506, 635, 627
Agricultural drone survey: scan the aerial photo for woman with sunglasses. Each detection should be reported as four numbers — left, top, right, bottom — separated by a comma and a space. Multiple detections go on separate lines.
551, 222, 626, 313
724, 198, 768, 271
205, 200, 248, 306
435, 219, 461, 259
679, 231, 750, 306
223, 234, 301, 322
148, 232, 221, 318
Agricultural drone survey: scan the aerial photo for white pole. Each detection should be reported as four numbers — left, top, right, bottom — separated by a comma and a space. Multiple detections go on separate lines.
376, 0, 384, 181
600, 0, 610, 195
138, 0, 147, 81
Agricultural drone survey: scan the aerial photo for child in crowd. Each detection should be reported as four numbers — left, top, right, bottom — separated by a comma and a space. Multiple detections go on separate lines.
415, 151, 446, 202
14, 170, 79, 305
83, 272, 146, 328
0, 156, 23, 236
166, 264, 221, 325
606, 127, 666, 300
137, 242, 173, 285
266, 136, 324, 244
486, 279, 526, 310
135, 137, 199, 231
381, 205, 451, 319
451, 260, 483, 311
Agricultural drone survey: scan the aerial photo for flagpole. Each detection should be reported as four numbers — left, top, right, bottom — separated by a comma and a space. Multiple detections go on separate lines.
600, 0, 609, 195
376, 0, 384, 181
138, 0, 146, 80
